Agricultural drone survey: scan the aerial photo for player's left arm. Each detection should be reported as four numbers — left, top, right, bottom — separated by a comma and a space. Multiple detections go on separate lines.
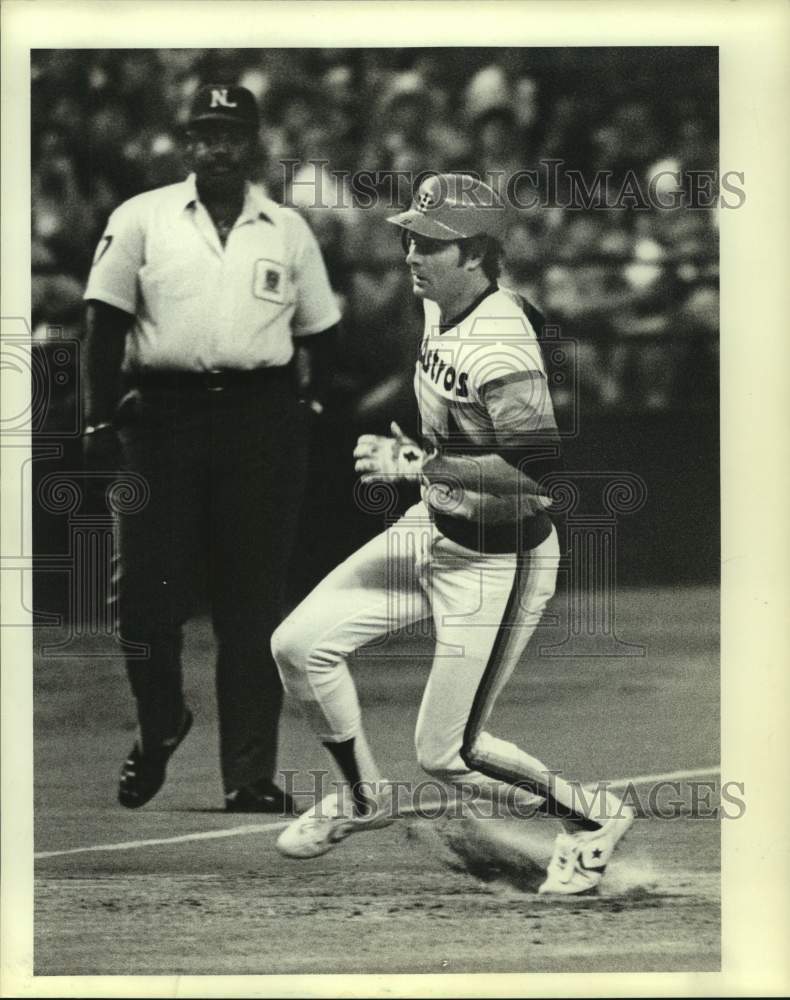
421, 451, 549, 498
422, 370, 561, 509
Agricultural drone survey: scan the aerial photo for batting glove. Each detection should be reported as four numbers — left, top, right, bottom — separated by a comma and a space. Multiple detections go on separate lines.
353, 422, 425, 483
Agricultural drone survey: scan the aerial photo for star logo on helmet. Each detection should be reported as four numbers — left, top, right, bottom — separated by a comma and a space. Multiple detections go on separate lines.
416, 190, 435, 213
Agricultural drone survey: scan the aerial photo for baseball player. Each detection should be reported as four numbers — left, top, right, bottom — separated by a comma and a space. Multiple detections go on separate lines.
82, 85, 340, 812
272, 174, 634, 894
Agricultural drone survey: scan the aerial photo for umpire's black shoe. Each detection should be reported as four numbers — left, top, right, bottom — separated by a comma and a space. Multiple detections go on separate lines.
225, 778, 299, 815
118, 709, 193, 809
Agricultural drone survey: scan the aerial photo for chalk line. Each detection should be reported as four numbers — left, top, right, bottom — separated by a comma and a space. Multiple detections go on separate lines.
35, 764, 721, 860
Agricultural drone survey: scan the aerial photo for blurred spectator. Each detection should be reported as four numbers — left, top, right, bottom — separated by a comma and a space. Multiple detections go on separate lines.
471, 106, 527, 191
464, 63, 511, 119
31, 47, 719, 415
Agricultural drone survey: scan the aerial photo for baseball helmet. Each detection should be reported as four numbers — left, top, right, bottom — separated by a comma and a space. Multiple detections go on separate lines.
188, 84, 259, 131
386, 173, 506, 241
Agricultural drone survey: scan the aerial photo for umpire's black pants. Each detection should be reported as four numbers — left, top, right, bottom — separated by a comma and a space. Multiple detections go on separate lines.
116, 368, 309, 793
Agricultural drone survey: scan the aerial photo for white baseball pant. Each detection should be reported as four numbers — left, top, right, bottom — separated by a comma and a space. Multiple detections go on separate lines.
273, 502, 614, 820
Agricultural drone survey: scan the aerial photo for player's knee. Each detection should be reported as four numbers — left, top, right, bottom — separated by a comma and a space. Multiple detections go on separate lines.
270, 617, 309, 678
414, 732, 465, 782
460, 735, 487, 774
414, 713, 461, 780
461, 729, 519, 775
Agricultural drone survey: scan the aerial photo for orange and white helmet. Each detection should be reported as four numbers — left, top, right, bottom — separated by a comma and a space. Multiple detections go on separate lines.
387, 173, 506, 241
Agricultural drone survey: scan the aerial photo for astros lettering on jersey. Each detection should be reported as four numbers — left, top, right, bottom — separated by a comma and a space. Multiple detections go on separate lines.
415, 284, 559, 553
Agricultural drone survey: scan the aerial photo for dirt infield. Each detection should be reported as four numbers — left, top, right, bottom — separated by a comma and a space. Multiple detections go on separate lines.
34, 585, 720, 976
35, 820, 720, 975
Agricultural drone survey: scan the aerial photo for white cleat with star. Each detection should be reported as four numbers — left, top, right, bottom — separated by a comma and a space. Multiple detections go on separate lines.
538, 805, 636, 895
276, 789, 394, 859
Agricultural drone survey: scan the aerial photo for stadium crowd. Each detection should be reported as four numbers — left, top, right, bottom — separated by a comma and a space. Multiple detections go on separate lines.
32, 47, 719, 415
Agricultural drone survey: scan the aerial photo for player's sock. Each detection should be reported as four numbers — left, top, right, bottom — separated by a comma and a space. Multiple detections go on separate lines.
462, 731, 622, 827
529, 776, 624, 831
323, 731, 382, 816
539, 793, 601, 832
520, 771, 621, 829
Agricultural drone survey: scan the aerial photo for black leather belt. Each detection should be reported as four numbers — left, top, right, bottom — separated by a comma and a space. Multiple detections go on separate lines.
131, 367, 290, 393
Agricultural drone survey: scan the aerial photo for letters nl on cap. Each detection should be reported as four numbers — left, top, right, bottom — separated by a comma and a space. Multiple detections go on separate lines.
210, 88, 238, 109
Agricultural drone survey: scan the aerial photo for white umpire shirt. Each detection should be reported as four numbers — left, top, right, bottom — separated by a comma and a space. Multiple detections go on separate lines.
84, 173, 341, 372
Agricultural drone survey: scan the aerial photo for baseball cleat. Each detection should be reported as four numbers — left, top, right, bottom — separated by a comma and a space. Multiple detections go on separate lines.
225, 778, 300, 815
538, 805, 635, 895
118, 708, 193, 809
276, 788, 393, 859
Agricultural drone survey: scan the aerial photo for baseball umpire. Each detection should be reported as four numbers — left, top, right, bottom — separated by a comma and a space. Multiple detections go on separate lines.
272, 174, 635, 894
82, 84, 340, 812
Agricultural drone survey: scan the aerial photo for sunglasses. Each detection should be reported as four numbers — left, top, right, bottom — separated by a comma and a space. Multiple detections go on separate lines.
401, 231, 451, 255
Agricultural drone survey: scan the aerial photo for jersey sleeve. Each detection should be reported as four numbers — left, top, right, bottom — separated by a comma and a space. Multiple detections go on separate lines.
83, 201, 145, 315
483, 373, 558, 442
475, 313, 560, 472
290, 213, 342, 336
483, 376, 562, 485
464, 305, 547, 391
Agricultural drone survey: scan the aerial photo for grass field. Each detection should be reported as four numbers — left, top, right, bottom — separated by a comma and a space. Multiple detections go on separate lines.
33, 583, 720, 976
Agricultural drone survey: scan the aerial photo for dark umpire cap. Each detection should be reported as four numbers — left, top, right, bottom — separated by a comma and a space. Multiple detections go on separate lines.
188, 84, 259, 130
387, 173, 506, 241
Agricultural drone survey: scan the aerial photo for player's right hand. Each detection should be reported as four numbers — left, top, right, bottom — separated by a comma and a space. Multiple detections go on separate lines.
353, 422, 425, 483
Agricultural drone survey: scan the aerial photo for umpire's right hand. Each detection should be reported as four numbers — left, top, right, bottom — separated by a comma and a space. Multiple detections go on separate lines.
82, 421, 123, 472
82, 421, 124, 514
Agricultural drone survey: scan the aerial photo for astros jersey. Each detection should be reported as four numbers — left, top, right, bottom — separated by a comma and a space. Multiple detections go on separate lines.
414, 284, 560, 552
84, 174, 340, 372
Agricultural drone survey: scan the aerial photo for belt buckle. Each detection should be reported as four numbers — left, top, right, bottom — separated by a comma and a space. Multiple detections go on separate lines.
206, 370, 225, 392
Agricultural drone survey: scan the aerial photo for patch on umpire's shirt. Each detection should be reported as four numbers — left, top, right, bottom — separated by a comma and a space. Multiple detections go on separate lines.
253, 259, 286, 304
